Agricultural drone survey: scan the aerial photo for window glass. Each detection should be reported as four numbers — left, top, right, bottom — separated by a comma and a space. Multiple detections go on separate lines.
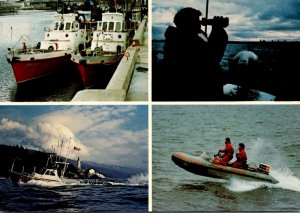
65, 22, 71, 31
54, 22, 59, 30
108, 22, 114, 31
98, 21, 102, 30
116, 22, 121, 31
102, 22, 108, 31
59, 23, 64, 30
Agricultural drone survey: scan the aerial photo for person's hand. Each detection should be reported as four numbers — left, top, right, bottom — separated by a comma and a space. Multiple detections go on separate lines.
212, 16, 228, 29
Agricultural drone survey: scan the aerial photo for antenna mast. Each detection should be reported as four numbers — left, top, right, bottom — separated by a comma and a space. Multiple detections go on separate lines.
205, 0, 209, 34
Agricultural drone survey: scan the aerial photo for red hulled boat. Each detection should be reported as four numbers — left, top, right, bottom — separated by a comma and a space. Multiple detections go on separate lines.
71, 11, 138, 88
6, 11, 94, 84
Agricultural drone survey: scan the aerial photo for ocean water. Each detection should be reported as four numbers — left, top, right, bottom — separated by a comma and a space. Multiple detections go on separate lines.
152, 105, 300, 211
0, 173, 148, 212
152, 41, 300, 100
0, 11, 83, 102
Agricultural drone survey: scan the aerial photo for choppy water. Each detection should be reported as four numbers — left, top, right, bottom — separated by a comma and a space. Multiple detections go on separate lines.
152, 105, 300, 211
0, 11, 84, 102
0, 173, 148, 212
153, 41, 300, 100
152, 41, 278, 72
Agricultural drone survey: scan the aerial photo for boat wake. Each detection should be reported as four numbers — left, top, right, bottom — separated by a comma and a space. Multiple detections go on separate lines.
22, 179, 66, 187
224, 170, 300, 192
224, 139, 300, 192
108, 173, 148, 187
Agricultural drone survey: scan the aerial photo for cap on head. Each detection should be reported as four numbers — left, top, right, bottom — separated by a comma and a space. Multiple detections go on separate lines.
173, 7, 202, 32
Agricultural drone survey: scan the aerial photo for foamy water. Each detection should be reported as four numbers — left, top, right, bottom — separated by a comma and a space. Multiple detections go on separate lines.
25, 179, 67, 187
127, 173, 148, 186
153, 105, 300, 211
107, 173, 148, 187
0, 177, 148, 211
225, 139, 300, 192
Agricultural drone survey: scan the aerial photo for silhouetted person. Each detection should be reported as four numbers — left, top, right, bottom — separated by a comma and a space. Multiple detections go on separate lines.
153, 7, 228, 101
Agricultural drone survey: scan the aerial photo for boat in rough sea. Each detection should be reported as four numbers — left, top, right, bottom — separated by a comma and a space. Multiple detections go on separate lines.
71, 11, 137, 88
172, 151, 279, 184
8, 138, 81, 185
6, 10, 95, 84
9, 160, 67, 184
9, 155, 75, 184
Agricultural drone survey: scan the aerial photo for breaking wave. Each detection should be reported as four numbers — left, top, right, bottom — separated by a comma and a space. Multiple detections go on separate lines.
127, 172, 148, 186
107, 173, 148, 187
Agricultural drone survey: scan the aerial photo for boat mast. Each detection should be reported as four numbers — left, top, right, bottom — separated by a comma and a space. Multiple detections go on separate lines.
10, 158, 15, 172
205, 0, 209, 35
61, 137, 71, 178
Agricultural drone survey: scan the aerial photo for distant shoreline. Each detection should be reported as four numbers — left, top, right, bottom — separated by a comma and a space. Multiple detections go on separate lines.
0, 8, 54, 16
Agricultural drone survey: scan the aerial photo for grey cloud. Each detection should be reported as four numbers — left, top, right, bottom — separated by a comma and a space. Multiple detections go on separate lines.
153, 0, 300, 40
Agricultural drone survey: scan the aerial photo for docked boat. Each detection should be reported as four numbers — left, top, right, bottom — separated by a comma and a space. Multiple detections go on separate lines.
172, 151, 279, 184
6, 11, 95, 84
71, 11, 136, 88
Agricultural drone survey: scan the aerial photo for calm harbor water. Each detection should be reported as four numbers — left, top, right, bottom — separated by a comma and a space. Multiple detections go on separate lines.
0, 11, 84, 102
0, 176, 148, 212
152, 105, 300, 211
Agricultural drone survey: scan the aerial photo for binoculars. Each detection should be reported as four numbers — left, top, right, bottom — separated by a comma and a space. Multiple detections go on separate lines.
201, 16, 229, 28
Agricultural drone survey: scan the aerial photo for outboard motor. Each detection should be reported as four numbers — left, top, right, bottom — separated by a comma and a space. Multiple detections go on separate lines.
257, 163, 270, 174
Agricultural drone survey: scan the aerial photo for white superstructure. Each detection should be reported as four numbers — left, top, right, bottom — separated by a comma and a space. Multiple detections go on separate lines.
40, 12, 93, 51
90, 12, 133, 53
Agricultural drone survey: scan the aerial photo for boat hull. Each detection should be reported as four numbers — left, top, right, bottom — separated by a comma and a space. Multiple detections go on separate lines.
72, 54, 122, 88
7, 52, 71, 84
8, 170, 32, 184
172, 152, 279, 184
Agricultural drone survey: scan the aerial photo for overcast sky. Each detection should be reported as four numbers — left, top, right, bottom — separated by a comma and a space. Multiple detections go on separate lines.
152, 0, 300, 41
0, 105, 148, 170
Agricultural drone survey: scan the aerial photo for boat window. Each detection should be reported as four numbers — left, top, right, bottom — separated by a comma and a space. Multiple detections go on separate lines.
102, 22, 108, 31
108, 22, 114, 31
65, 22, 71, 31
74, 23, 79, 30
59, 23, 64, 30
97, 21, 102, 30
122, 22, 125, 31
71, 23, 74, 30
115, 22, 121, 31
54, 22, 59, 30
45, 170, 56, 176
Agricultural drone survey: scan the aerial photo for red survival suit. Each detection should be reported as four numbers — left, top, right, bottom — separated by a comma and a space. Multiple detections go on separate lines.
232, 148, 247, 168
218, 142, 234, 165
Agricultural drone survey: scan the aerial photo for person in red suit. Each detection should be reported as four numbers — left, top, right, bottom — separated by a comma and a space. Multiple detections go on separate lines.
216, 137, 234, 165
232, 143, 248, 168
